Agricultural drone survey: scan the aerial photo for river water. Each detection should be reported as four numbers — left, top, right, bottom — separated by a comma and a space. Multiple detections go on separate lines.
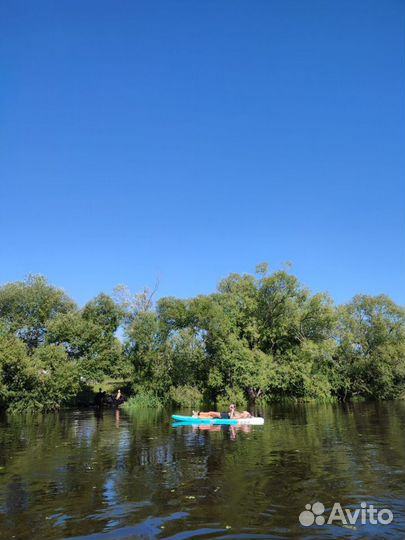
0, 401, 403, 540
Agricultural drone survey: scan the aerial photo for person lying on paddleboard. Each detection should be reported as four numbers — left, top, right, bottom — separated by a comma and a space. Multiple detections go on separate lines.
192, 403, 252, 419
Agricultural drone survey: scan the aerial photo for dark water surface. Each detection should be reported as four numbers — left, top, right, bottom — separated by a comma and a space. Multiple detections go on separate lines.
0, 401, 404, 540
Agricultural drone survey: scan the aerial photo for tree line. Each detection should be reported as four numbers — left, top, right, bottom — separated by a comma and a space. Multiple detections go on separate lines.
0, 265, 404, 412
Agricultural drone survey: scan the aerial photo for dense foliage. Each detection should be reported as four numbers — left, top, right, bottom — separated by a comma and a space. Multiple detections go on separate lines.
0, 276, 128, 411
0, 268, 404, 411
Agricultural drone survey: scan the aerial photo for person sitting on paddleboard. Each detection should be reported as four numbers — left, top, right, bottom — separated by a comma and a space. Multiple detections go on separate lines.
192, 404, 252, 419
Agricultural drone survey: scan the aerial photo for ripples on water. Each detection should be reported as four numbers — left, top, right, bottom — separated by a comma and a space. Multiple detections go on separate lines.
0, 401, 403, 540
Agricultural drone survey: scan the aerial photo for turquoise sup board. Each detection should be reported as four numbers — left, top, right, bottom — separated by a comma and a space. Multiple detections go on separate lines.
171, 414, 264, 425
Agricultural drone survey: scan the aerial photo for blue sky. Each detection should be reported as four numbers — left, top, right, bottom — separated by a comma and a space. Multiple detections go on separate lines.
1, 0, 404, 306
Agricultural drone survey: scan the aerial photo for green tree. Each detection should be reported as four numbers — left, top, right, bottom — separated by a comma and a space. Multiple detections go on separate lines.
30, 345, 82, 410
82, 293, 124, 336
0, 275, 76, 350
335, 295, 405, 400
47, 310, 125, 381
124, 311, 167, 393
0, 335, 37, 410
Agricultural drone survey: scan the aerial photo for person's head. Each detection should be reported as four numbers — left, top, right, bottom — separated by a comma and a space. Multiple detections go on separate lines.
229, 404, 236, 412
98, 388, 102, 392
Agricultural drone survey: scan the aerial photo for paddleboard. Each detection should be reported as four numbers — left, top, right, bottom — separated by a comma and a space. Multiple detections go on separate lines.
171, 414, 264, 425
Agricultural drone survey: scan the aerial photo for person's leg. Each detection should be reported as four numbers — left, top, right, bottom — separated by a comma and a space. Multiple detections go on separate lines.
233, 412, 252, 419
195, 411, 221, 418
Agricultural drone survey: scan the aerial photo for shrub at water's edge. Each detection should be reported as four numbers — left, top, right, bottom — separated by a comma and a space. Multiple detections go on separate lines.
122, 392, 163, 410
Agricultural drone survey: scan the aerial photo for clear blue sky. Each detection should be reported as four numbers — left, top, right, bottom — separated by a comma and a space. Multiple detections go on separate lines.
1, 0, 404, 306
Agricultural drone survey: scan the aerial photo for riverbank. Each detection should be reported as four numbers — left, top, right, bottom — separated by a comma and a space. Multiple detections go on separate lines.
1, 272, 404, 414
